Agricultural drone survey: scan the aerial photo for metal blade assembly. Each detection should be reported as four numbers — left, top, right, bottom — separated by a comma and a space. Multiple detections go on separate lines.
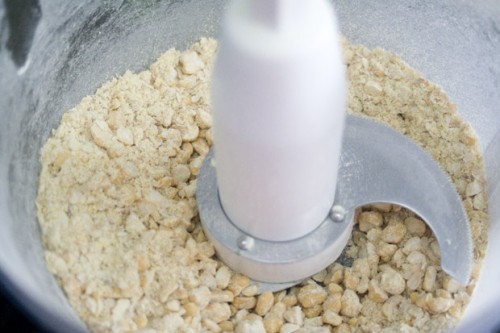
197, 0, 473, 293
197, 113, 473, 292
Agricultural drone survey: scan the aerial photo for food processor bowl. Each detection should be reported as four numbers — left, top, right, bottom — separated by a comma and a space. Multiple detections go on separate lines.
0, 1, 498, 332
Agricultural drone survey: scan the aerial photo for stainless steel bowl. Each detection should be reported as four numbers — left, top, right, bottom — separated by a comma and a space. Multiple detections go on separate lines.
0, 1, 498, 332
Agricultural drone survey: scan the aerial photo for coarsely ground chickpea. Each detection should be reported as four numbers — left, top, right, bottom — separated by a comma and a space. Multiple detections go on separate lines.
37, 38, 488, 332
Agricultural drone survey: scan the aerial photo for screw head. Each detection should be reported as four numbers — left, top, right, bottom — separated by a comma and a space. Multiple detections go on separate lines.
330, 205, 346, 222
237, 235, 254, 251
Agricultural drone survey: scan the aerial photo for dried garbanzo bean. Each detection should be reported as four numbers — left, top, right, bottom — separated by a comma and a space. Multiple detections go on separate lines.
359, 211, 384, 232
340, 290, 362, 317
323, 310, 343, 326
298, 284, 328, 308
256, 292, 274, 316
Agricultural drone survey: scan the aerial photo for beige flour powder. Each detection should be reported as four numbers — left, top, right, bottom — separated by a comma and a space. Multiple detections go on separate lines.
37, 38, 488, 333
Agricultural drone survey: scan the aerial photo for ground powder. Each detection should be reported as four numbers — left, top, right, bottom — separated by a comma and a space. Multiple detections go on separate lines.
37, 38, 488, 333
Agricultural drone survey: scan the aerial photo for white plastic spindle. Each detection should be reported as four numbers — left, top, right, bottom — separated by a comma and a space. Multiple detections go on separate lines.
212, 0, 346, 241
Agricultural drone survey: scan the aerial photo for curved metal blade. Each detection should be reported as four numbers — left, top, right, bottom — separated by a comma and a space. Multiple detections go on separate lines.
336, 114, 473, 285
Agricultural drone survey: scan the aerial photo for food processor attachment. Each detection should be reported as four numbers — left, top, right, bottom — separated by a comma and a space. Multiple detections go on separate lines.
197, 0, 472, 290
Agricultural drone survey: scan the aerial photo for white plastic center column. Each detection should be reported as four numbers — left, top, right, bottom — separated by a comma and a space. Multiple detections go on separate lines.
212, 0, 346, 242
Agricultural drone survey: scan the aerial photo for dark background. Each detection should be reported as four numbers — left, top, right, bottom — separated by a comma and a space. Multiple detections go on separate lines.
0, 288, 45, 333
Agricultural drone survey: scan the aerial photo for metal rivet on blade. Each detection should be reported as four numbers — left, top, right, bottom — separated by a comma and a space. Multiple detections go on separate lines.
237, 236, 254, 251
330, 205, 346, 222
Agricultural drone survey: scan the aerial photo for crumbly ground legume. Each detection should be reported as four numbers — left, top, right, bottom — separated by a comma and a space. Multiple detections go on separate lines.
37, 38, 488, 333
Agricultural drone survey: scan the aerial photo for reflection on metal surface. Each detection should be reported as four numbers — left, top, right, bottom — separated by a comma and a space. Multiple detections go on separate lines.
4, 0, 41, 68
